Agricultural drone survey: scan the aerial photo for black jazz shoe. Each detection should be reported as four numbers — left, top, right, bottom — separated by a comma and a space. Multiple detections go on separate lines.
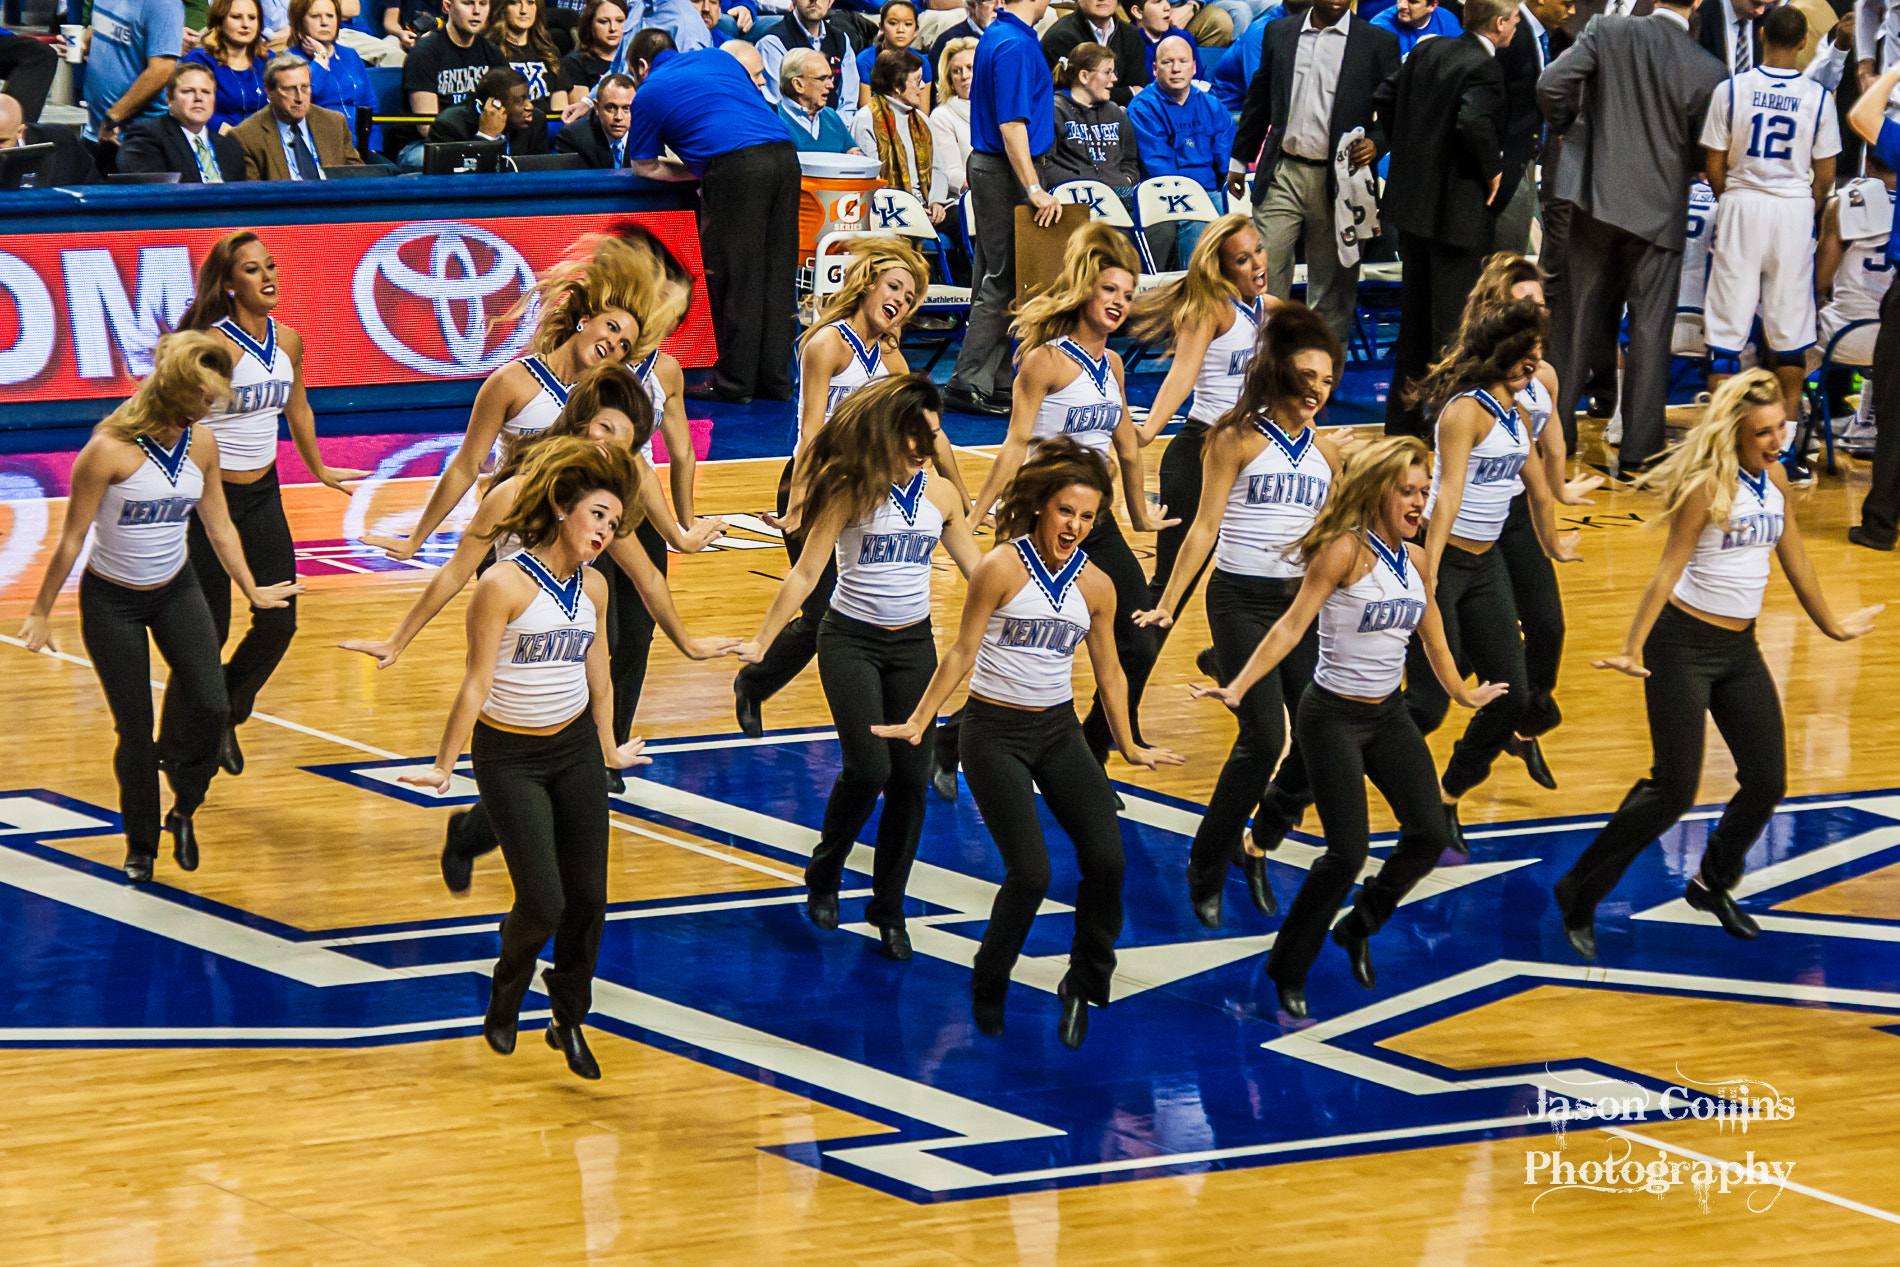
1195, 646, 1221, 680
807, 889, 840, 930
1239, 848, 1277, 916
928, 750, 958, 802
123, 849, 155, 884
165, 809, 198, 872
1685, 877, 1760, 941
734, 682, 763, 739
972, 985, 1006, 1037
1189, 874, 1223, 930
217, 724, 244, 777
1505, 734, 1558, 790
1331, 915, 1376, 991
441, 811, 474, 895
1443, 802, 1469, 856
878, 924, 913, 961
484, 986, 520, 1055
1272, 979, 1308, 1020
1552, 875, 1598, 961
1056, 973, 1089, 1050
546, 1022, 602, 1079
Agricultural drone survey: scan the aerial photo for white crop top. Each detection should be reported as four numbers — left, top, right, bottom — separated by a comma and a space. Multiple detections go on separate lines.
831, 471, 945, 627
1029, 338, 1121, 465
631, 350, 665, 462
1516, 375, 1552, 443
503, 354, 572, 440
482, 554, 597, 729
1213, 420, 1331, 580
1426, 388, 1530, 544
1671, 469, 1786, 620
1188, 297, 1265, 425
1313, 534, 1427, 700
969, 538, 1092, 709
823, 322, 888, 422
88, 428, 204, 588
201, 318, 292, 471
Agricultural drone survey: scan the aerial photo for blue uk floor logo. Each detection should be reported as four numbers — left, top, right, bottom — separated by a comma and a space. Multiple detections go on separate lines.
5, 732, 1900, 1204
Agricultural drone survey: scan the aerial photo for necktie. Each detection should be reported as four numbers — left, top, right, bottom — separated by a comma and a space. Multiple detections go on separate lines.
1539, 29, 1549, 63
612, 136, 625, 167
191, 133, 222, 184
288, 124, 322, 181
1735, 18, 1752, 73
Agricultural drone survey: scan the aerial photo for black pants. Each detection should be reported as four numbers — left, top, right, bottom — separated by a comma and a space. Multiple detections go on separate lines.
699, 140, 799, 400
949, 150, 1030, 401
1538, 196, 1619, 454
1150, 421, 1208, 604
0, 33, 57, 122
597, 518, 668, 745
806, 612, 937, 927
1559, 605, 1786, 913
1266, 685, 1451, 989
735, 458, 837, 704
1497, 492, 1564, 738
1385, 231, 1488, 438
1404, 542, 1528, 797
185, 469, 297, 725
1189, 571, 1315, 892
962, 697, 1126, 1005
475, 714, 610, 1028
1558, 210, 1681, 467
1857, 280, 1900, 547
80, 569, 229, 856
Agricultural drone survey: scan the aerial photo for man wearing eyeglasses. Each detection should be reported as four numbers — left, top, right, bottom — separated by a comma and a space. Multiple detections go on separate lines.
775, 46, 861, 151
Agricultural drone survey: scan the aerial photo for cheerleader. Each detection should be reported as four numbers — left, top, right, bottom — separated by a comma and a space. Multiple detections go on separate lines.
875, 439, 1184, 1049
734, 238, 971, 738
1133, 305, 1349, 927
1194, 438, 1505, 1018
338, 367, 736, 890
401, 438, 651, 1080
1461, 254, 1605, 789
1554, 372, 1880, 960
950, 223, 1175, 774
737, 375, 981, 959
17, 334, 301, 882
1125, 213, 1281, 606
179, 232, 364, 777
1404, 299, 1580, 851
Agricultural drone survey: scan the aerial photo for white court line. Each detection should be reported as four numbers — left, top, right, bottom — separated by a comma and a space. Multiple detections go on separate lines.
316, 890, 876, 947
1603, 1127, 1900, 1226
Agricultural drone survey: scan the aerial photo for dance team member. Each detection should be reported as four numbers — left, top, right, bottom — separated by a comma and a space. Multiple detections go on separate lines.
402, 438, 653, 1080
1554, 372, 1879, 960
18, 334, 300, 882
876, 438, 1184, 1050
1194, 437, 1504, 1018
738, 375, 981, 959
1135, 304, 1348, 927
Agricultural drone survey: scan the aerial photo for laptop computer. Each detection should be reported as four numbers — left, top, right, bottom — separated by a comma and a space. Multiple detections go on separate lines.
0, 142, 56, 189
421, 139, 504, 176
503, 152, 585, 173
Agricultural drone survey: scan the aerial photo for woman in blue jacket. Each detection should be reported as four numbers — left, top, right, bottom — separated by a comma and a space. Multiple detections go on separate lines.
293, 0, 377, 117
183, 0, 272, 134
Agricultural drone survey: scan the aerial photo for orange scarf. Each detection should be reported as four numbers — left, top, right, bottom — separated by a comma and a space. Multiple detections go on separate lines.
869, 96, 932, 198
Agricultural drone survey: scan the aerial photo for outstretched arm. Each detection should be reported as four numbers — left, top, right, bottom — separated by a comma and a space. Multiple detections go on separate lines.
739, 499, 849, 659
1195, 535, 1349, 705
367, 369, 521, 559
872, 551, 1015, 742
1080, 568, 1185, 770
1592, 487, 1709, 677
281, 327, 366, 492
18, 441, 114, 652
604, 529, 740, 661
1137, 428, 1244, 623
1135, 316, 1216, 445
1771, 467, 1883, 640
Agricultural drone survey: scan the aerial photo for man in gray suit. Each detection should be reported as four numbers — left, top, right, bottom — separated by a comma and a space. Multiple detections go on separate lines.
1537, 0, 1726, 469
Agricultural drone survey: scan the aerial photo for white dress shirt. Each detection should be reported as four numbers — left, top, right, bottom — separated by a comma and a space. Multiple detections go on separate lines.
275, 116, 326, 180
1281, 7, 1351, 162
1521, 4, 1548, 69
180, 121, 223, 183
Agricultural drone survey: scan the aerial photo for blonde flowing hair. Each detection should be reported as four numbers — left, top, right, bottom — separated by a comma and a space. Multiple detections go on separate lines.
1290, 436, 1430, 566
1127, 212, 1255, 347
101, 333, 234, 443
1461, 252, 1543, 328
502, 235, 684, 361
802, 236, 930, 351
1011, 221, 1142, 358
1632, 369, 1783, 531
935, 36, 977, 106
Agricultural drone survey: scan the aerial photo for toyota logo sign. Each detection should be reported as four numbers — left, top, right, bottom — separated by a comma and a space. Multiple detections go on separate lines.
352, 221, 541, 377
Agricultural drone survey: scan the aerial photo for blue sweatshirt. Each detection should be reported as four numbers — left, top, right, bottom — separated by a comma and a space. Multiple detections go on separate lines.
1126, 81, 1233, 193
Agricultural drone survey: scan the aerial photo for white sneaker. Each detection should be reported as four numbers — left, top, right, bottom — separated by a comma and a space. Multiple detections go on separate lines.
1604, 408, 1623, 447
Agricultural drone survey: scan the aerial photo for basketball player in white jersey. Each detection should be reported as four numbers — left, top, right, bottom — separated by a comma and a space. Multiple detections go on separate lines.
1700, 6, 1840, 429
1193, 438, 1505, 1019
18, 335, 300, 882
734, 238, 971, 738
1555, 372, 1879, 959
1817, 153, 1896, 451
178, 231, 363, 777
403, 439, 653, 1081
738, 376, 982, 961
875, 439, 1184, 1049
1135, 305, 1351, 928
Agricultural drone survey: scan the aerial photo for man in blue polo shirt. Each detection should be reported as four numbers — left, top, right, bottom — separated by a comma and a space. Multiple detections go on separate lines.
1846, 64, 1900, 550
86, 0, 184, 142
628, 42, 800, 404
944, 0, 1059, 417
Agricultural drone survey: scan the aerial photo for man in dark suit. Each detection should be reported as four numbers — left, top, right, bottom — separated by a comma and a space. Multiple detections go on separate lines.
1539, 0, 1726, 468
1377, 0, 1515, 436
1493, 0, 1574, 250
1041, 0, 1149, 103
554, 71, 634, 167
0, 93, 98, 187
117, 62, 249, 183
1693, 0, 1772, 75
923, 0, 998, 64
427, 67, 551, 156
232, 55, 365, 179
1229, 0, 1401, 341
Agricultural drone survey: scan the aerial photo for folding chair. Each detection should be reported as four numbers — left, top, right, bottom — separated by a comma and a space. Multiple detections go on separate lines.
868, 187, 971, 370
1800, 318, 1879, 475
1131, 175, 1221, 273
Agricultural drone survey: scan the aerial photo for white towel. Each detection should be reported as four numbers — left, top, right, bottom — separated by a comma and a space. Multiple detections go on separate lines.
1331, 125, 1380, 269
1839, 176, 1895, 244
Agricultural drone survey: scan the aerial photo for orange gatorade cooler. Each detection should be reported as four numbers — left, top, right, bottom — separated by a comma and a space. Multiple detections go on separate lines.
797, 152, 883, 279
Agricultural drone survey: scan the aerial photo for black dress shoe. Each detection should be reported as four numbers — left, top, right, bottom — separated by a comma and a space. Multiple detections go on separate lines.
1331, 917, 1375, 991
807, 889, 840, 930
546, 1022, 602, 1079
441, 810, 474, 895
878, 924, 913, 961
484, 987, 520, 1055
123, 850, 155, 884
1195, 646, 1221, 680
684, 379, 749, 405
1684, 878, 1760, 941
942, 384, 1010, 417
1506, 734, 1558, 790
1551, 874, 1599, 961
1249, 808, 1291, 855
1240, 849, 1277, 916
606, 768, 625, 794
1443, 802, 1469, 856
165, 809, 198, 872
928, 750, 958, 802
1189, 881, 1223, 930
1272, 979, 1308, 1019
972, 987, 1006, 1037
734, 682, 763, 739
217, 724, 244, 777
1056, 974, 1089, 1050
1849, 526, 1897, 552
